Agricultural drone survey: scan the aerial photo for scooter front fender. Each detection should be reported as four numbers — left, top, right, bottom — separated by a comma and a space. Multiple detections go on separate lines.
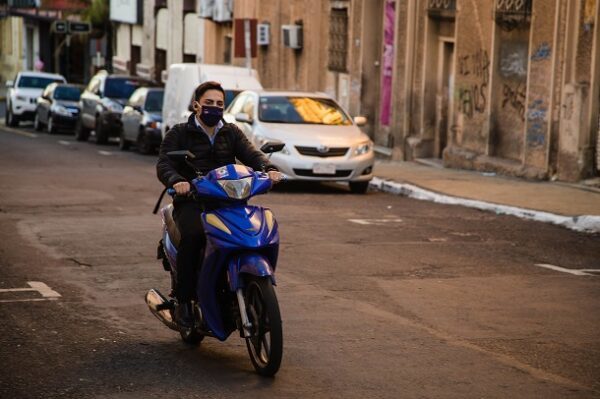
228, 253, 276, 291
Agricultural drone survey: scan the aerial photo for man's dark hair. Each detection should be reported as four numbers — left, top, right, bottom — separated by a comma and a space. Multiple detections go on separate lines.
194, 81, 225, 102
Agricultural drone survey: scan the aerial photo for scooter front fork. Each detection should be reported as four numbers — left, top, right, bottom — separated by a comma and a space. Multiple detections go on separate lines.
236, 288, 253, 338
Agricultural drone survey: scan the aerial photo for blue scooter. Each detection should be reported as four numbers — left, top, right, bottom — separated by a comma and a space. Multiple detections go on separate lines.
146, 143, 285, 376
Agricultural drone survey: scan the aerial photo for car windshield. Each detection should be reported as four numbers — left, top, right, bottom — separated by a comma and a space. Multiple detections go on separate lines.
18, 76, 62, 89
104, 78, 143, 99
54, 86, 82, 101
145, 90, 164, 112
258, 96, 352, 125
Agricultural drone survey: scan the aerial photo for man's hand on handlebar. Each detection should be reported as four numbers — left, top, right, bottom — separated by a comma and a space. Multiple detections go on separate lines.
268, 171, 284, 184
173, 181, 191, 195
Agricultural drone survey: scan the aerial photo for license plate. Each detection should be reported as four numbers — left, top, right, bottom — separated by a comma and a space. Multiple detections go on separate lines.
312, 163, 336, 174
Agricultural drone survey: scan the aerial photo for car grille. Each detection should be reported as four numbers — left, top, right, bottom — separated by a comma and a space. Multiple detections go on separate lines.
295, 146, 349, 157
293, 169, 353, 178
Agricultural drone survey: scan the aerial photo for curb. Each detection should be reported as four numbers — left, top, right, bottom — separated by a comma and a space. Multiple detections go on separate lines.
370, 177, 600, 234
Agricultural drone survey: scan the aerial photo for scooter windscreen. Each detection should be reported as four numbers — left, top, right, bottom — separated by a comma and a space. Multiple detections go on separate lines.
192, 164, 272, 201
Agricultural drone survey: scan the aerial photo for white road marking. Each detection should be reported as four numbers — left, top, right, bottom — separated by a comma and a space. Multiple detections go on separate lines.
348, 218, 403, 225
98, 150, 112, 156
0, 124, 38, 138
0, 281, 61, 303
534, 264, 599, 276
58, 140, 71, 146
0, 298, 58, 303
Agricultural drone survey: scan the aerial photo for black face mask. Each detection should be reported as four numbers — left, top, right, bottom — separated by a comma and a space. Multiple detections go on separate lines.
199, 105, 224, 127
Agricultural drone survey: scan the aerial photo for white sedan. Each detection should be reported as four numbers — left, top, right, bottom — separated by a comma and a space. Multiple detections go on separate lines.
5, 71, 66, 127
224, 91, 374, 193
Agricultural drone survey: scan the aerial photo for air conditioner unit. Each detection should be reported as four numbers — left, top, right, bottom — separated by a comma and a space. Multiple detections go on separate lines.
282, 25, 303, 50
257, 23, 270, 46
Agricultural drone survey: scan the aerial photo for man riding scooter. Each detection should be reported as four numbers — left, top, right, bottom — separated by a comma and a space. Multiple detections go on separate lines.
156, 81, 282, 328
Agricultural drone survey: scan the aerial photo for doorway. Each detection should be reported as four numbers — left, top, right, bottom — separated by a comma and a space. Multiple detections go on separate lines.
435, 39, 455, 158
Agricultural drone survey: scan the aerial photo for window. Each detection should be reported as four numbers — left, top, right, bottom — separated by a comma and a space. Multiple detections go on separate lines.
258, 96, 352, 125
328, 8, 349, 72
145, 90, 164, 112
54, 86, 82, 101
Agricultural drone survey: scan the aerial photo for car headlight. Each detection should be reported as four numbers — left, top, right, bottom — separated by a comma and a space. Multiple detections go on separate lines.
255, 135, 289, 155
16, 95, 27, 101
354, 140, 373, 156
52, 104, 71, 116
217, 177, 253, 200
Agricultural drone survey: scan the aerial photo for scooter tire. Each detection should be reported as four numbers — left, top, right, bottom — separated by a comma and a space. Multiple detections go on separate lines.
244, 276, 283, 377
179, 304, 204, 345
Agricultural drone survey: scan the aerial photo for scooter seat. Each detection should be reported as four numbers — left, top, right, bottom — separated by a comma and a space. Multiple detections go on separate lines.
162, 204, 181, 248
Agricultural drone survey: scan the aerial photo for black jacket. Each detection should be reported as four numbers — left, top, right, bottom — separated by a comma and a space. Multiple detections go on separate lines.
157, 114, 276, 188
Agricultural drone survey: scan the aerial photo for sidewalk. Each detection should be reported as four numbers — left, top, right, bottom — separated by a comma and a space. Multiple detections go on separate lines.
371, 160, 600, 233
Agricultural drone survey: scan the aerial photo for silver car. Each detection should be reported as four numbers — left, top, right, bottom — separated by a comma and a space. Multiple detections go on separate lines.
224, 91, 374, 193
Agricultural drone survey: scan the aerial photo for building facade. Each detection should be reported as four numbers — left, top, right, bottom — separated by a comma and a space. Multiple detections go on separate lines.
111, 0, 234, 83
381, 0, 600, 181
111, 0, 599, 182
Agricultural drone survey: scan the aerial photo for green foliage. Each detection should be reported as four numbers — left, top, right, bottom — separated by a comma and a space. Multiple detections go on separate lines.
82, 0, 109, 27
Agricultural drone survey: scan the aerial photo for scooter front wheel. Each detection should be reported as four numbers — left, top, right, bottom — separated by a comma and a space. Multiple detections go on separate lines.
243, 276, 283, 376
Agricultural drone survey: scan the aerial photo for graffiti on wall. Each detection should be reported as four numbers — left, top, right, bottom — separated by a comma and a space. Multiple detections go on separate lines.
502, 83, 526, 121
526, 99, 548, 146
531, 42, 551, 62
499, 42, 528, 78
457, 49, 490, 118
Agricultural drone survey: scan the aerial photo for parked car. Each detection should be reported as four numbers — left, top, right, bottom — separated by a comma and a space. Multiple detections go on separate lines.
162, 63, 263, 137
5, 71, 66, 127
120, 87, 164, 154
224, 91, 374, 193
76, 70, 153, 144
34, 83, 83, 134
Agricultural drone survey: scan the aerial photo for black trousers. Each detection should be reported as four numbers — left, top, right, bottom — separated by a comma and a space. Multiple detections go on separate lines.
173, 201, 206, 303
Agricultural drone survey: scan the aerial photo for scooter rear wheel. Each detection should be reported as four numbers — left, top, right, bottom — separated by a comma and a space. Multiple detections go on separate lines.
179, 304, 204, 345
243, 276, 283, 376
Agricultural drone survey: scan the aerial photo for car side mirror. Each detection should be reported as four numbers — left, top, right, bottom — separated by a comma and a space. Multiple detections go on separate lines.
260, 141, 285, 154
354, 116, 367, 126
166, 150, 196, 162
235, 112, 253, 124
5, 80, 14, 88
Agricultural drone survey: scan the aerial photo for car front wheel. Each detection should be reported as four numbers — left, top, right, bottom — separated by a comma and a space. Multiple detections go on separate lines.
349, 181, 370, 194
6, 106, 19, 127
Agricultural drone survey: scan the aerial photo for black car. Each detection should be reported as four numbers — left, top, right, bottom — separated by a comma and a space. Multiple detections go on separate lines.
76, 71, 153, 144
120, 87, 164, 154
34, 83, 83, 134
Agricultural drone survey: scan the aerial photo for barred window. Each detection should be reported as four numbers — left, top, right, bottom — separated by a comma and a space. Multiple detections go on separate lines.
328, 8, 349, 72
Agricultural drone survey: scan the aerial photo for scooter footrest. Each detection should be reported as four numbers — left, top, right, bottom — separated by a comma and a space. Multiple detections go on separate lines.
156, 301, 175, 311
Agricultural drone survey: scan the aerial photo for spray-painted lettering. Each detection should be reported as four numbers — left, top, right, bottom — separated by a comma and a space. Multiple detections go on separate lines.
526, 99, 547, 146
502, 83, 526, 121
457, 49, 490, 118
531, 42, 551, 61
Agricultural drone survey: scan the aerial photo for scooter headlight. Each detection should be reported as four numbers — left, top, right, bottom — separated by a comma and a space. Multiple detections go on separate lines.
217, 177, 253, 200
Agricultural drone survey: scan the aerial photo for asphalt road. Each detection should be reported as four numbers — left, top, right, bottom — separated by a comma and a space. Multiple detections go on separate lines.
0, 121, 599, 399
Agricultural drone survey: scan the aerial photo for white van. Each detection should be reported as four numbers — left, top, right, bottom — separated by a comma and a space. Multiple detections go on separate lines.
161, 63, 263, 137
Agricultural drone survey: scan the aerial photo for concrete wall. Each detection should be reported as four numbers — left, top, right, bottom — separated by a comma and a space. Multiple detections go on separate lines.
0, 17, 24, 87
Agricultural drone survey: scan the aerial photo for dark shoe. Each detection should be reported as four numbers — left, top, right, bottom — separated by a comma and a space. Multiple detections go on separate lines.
175, 302, 195, 329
